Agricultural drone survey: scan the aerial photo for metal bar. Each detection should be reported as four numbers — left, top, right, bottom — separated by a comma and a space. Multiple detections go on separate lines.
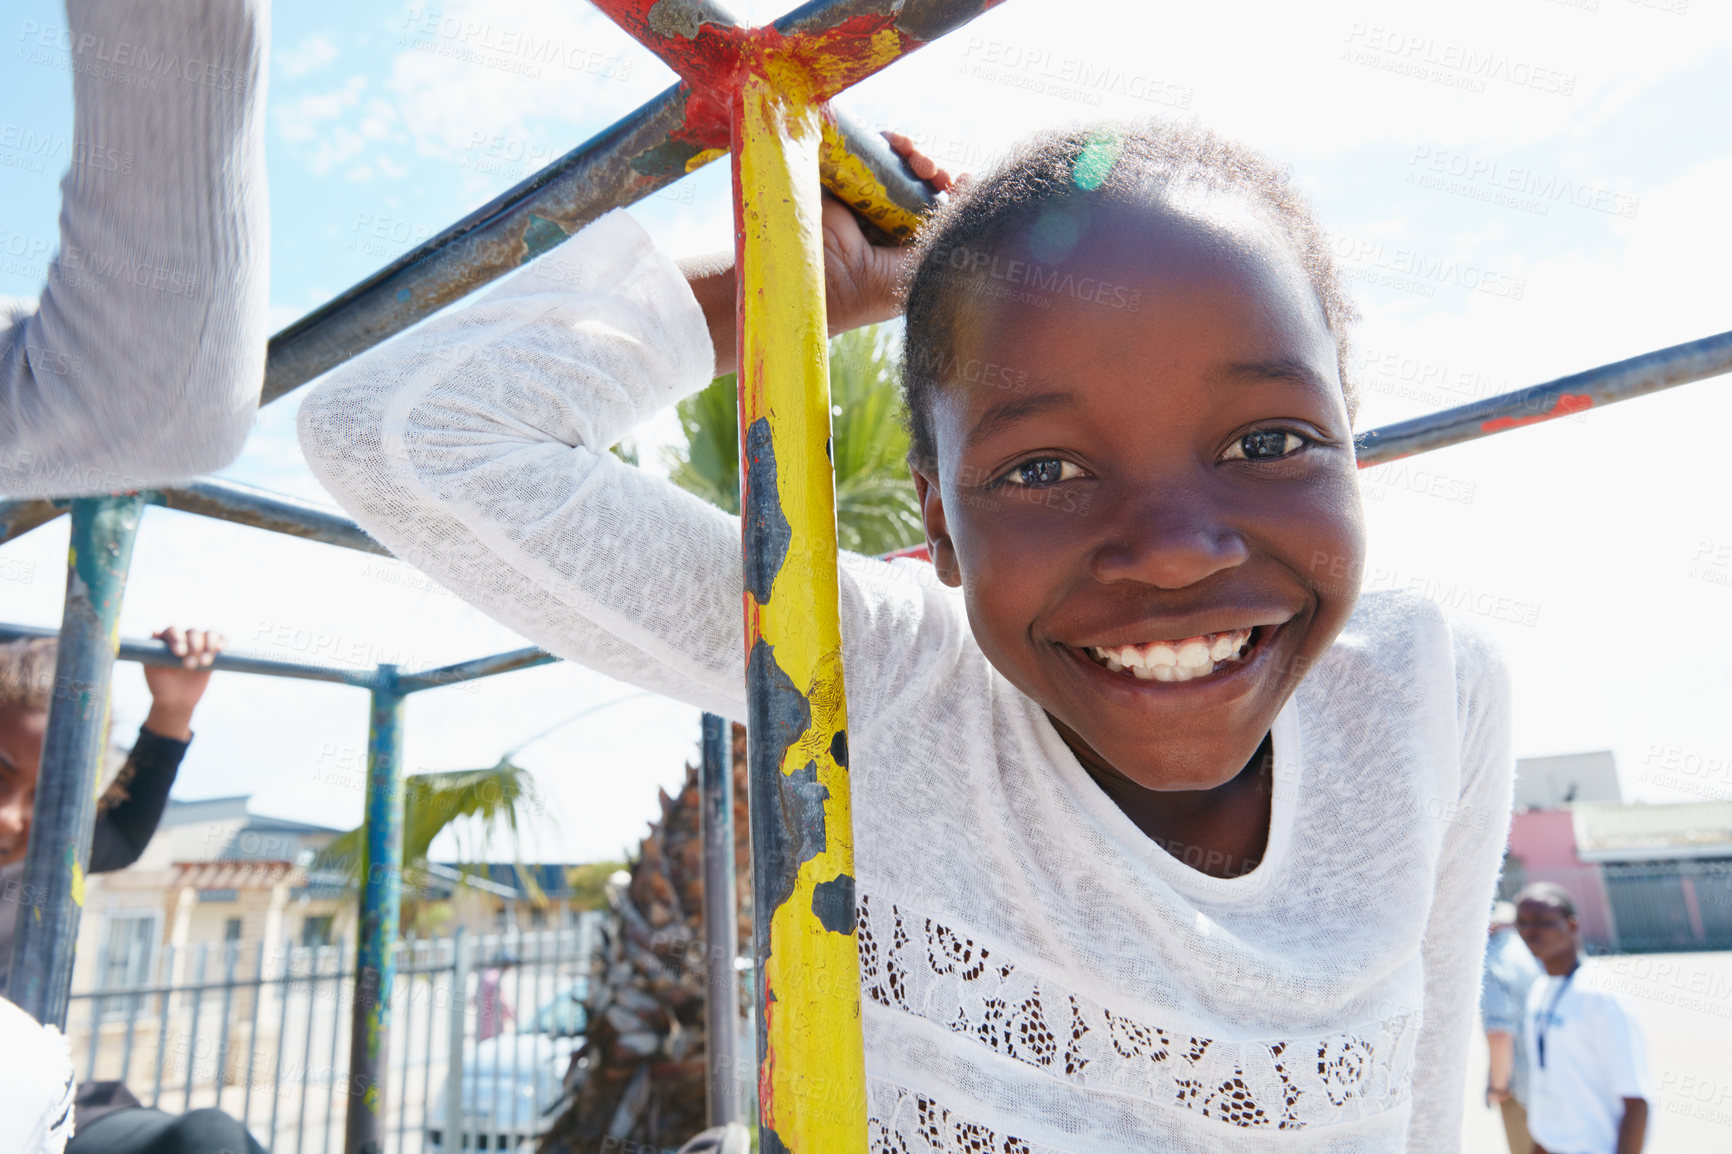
508, 928, 527, 1147
444, 927, 469, 1153
85, 940, 111, 1081
270, 943, 295, 1149
215, 939, 242, 1112
486, 933, 504, 1144
772, 0, 1005, 58
243, 940, 267, 1131
769, 0, 1006, 102
8, 325, 1722, 553
324, 942, 346, 1154
586, 0, 744, 84
418, 941, 439, 1154
118, 933, 147, 1084
7, 494, 145, 1025
264, 87, 711, 406
151, 942, 175, 1107
67, 970, 280, 1001
156, 478, 391, 555
184, 945, 209, 1107
732, 67, 868, 1152
295, 946, 315, 1154
348, 669, 406, 1154
700, 712, 741, 1128
394, 647, 558, 693
395, 941, 412, 1153
819, 108, 932, 242
0, 622, 386, 688
1355, 329, 1732, 466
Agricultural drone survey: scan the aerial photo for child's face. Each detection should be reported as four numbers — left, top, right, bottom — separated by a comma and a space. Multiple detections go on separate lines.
912, 200, 1364, 793
0, 705, 46, 868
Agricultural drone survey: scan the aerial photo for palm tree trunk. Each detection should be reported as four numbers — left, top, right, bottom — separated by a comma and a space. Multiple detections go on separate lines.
542, 725, 752, 1152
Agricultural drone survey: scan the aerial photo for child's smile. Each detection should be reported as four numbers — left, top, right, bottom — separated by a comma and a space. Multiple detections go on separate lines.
912, 199, 1366, 811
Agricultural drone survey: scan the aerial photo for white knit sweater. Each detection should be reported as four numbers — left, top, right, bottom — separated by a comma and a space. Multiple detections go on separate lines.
1, 0, 269, 498
298, 211, 1515, 1153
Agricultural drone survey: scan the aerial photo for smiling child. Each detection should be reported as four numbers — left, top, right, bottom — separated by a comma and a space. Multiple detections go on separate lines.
300, 123, 1514, 1152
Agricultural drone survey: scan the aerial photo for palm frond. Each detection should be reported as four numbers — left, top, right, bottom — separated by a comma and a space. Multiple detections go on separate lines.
664, 326, 923, 554
320, 760, 545, 901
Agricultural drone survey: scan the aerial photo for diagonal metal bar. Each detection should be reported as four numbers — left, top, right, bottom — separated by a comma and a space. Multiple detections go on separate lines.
1354, 329, 1732, 467
3, 332, 1730, 553
264, 85, 711, 405
0, 622, 385, 689
394, 646, 558, 693
152, 477, 391, 554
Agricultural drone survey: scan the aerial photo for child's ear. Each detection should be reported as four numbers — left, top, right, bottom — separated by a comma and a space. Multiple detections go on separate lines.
909, 461, 962, 588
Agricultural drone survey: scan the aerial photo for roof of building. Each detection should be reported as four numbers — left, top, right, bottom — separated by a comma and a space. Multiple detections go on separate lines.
159, 796, 345, 835
1515, 750, 1621, 810
1572, 800, 1732, 862
171, 860, 304, 890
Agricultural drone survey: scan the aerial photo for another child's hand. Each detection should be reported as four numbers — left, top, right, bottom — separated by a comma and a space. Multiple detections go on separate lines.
142, 626, 225, 740
821, 132, 962, 336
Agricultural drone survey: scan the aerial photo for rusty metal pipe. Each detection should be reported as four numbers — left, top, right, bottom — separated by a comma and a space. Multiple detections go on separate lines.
1354, 328, 1732, 467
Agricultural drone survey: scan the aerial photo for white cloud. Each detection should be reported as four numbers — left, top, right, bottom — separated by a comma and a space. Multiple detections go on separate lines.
279, 33, 340, 79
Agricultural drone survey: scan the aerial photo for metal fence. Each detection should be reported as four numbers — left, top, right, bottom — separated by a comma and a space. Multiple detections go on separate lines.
65, 912, 603, 1153
1499, 858, 1732, 954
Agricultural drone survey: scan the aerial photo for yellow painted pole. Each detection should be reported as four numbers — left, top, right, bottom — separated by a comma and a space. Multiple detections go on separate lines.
732, 65, 869, 1153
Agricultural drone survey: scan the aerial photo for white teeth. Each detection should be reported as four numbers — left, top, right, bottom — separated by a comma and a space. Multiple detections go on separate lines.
1176, 640, 1212, 669
1085, 627, 1257, 683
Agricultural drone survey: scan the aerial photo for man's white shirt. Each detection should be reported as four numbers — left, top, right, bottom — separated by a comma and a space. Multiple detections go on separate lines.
1523, 961, 1651, 1154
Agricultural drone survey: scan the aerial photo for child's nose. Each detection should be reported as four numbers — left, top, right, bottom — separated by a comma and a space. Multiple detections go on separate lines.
1089, 491, 1250, 589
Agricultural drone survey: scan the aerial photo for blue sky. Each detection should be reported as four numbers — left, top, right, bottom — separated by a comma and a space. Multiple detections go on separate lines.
4, 0, 1731, 861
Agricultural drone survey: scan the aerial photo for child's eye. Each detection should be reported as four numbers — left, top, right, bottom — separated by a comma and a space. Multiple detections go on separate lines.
1222, 430, 1309, 462
1001, 457, 1083, 486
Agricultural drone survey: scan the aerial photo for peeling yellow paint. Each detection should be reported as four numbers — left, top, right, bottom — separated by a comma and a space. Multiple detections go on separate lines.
70, 860, 84, 907
735, 70, 868, 1152
686, 146, 728, 173
818, 119, 923, 242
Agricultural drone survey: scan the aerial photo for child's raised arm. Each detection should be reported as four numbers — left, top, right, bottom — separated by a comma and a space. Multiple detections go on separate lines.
299, 210, 751, 716
297, 179, 946, 719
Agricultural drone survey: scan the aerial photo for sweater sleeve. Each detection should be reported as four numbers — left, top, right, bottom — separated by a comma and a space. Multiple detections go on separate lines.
89, 725, 188, 873
0, 0, 269, 498
297, 210, 754, 717
1406, 620, 1516, 1152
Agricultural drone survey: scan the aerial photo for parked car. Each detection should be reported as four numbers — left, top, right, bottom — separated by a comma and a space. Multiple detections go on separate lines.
427, 979, 587, 1152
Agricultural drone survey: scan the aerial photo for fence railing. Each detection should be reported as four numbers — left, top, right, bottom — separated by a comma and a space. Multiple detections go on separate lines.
65, 913, 603, 1153
1498, 858, 1732, 954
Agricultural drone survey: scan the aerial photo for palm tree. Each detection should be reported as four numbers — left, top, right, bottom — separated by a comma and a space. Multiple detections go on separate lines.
321, 760, 546, 934
545, 329, 920, 1151
543, 725, 753, 1152
666, 324, 925, 555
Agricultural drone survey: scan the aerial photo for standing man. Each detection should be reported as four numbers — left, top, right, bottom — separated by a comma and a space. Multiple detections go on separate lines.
1515, 882, 1650, 1154
1484, 899, 1542, 1153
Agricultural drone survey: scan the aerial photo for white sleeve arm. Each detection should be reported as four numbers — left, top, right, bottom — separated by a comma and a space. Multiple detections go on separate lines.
1406, 621, 1516, 1153
297, 210, 753, 717
0, 0, 270, 498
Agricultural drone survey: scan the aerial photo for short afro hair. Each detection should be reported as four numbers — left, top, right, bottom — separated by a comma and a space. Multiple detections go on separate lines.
899, 120, 1359, 471
0, 637, 56, 713
1515, 882, 1578, 920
